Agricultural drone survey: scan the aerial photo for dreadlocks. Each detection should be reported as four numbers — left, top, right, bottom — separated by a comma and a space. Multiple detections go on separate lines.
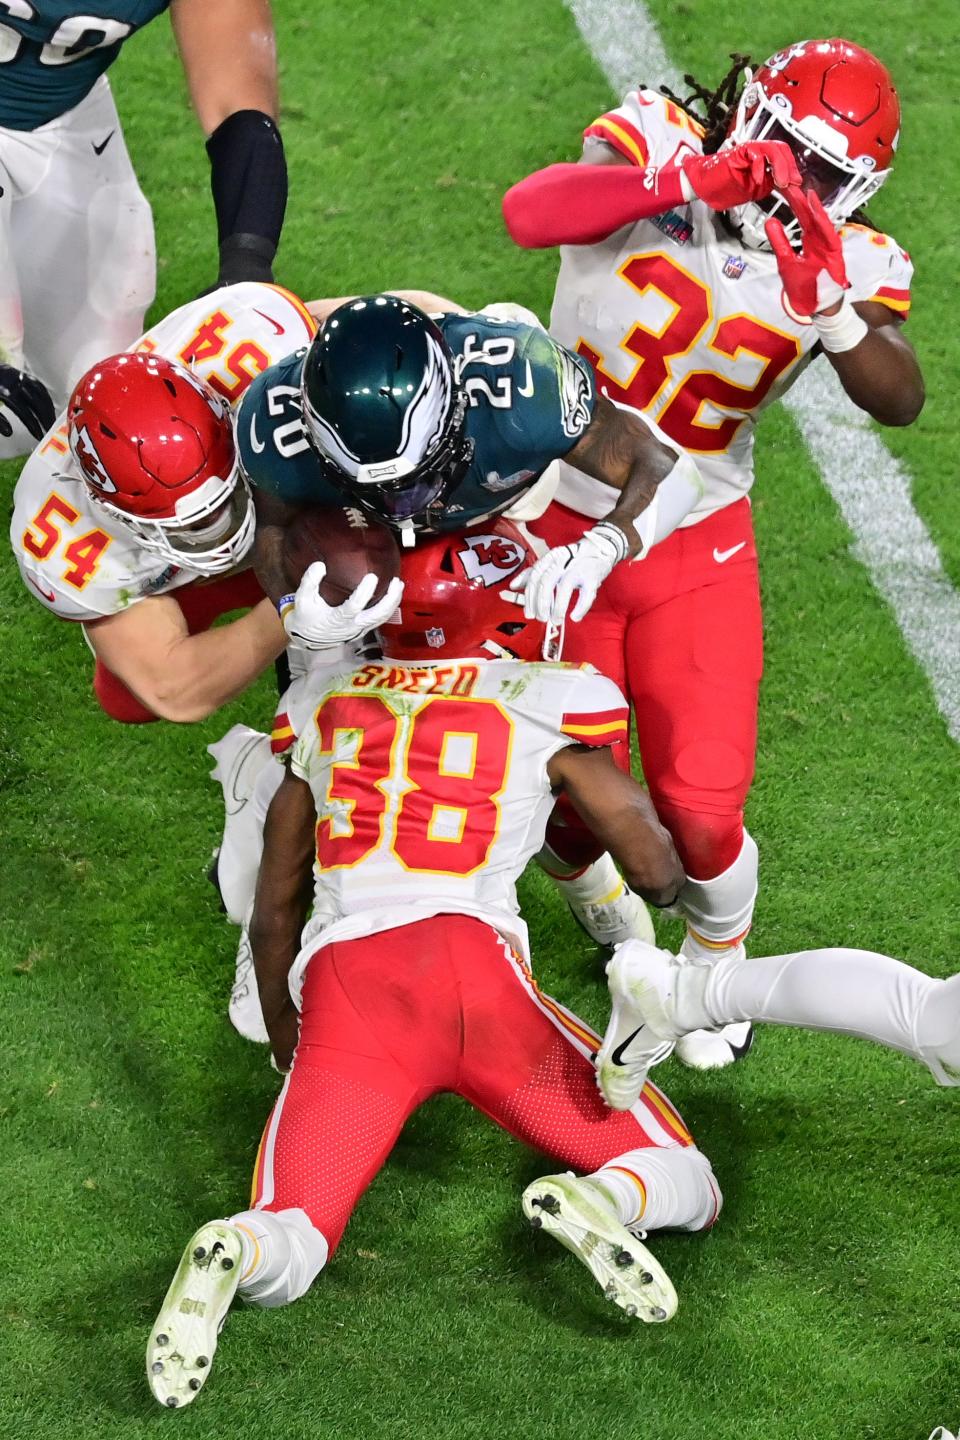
657, 54, 753, 155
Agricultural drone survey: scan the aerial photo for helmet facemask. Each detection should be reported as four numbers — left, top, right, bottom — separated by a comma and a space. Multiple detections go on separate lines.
88, 464, 256, 576
725, 76, 891, 250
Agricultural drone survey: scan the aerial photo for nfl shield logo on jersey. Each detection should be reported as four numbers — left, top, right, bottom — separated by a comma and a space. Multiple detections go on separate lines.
722, 255, 748, 280
426, 627, 446, 648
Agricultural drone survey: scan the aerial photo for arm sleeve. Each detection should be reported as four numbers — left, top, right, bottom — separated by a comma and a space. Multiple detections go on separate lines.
502, 90, 696, 248
206, 110, 288, 283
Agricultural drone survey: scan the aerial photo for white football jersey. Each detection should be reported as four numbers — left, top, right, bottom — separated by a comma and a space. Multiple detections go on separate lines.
283, 657, 629, 998
549, 90, 914, 522
10, 282, 316, 622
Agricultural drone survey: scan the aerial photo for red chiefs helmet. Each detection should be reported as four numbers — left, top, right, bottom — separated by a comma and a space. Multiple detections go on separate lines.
726, 38, 900, 248
67, 352, 254, 575
378, 518, 555, 663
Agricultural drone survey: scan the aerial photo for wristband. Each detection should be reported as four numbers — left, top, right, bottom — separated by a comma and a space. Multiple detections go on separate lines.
277, 593, 295, 621
813, 299, 869, 354
591, 520, 630, 562
218, 233, 277, 284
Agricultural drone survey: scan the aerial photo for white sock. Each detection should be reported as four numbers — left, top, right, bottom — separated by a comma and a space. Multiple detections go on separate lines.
215, 734, 280, 925
916, 973, 960, 1084
679, 831, 757, 960
537, 847, 625, 907
700, 946, 955, 1083
229, 1207, 329, 1308
589, 1145, 721, 1232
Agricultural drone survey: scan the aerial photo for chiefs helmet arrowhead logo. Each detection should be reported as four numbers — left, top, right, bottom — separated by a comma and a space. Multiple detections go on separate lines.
458, 533, 527, 586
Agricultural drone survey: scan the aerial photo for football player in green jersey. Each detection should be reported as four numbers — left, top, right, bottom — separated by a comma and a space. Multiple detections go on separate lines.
0, 0, 287, 456
237, 292, 705, 654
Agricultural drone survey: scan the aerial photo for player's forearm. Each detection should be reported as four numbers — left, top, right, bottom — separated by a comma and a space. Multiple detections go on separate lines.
174, 0, 287, 282
251, 771, 317, 1068
503, 162, 686, 248
249, 899, 302, 1064
826, 316, 924, 426
145, 600, 285, 722
604, 451, 704, 558
553, 751, 685, 906
253, 518, 296, 606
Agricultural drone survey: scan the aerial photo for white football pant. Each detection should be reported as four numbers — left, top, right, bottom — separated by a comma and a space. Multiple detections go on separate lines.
0, 75, 155, 455
686, 947, 960, 1085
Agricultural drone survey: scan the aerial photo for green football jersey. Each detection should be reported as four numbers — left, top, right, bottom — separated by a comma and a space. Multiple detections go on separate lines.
236, 310, 597, 532
0, 1, 169, 131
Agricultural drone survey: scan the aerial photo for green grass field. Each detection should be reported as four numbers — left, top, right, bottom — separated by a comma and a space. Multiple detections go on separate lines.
1, 2, 957, 1437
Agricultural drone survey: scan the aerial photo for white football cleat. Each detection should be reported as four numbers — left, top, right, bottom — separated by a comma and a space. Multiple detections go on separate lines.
147, 1221, 243, 1410
567, 880, 656, 949
675, 1022, 754, 1071
228, 929, 270, 1045
207, 724, 273, 925
596, 940, 680, 1110
522, 1172, 676, 1322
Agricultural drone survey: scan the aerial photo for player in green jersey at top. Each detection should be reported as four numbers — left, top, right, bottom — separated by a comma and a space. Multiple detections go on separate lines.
0, 0, 287, 457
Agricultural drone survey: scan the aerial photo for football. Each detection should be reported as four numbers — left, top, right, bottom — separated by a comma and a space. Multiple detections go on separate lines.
282, 505, 401, 605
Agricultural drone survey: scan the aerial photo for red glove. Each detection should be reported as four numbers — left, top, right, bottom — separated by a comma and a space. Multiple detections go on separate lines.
765, 187, 849, 316
681, 141, 801, 210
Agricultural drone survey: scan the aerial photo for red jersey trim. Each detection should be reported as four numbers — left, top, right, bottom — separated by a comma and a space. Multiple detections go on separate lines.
271, 712, 295, 754
583, 113, 650, 169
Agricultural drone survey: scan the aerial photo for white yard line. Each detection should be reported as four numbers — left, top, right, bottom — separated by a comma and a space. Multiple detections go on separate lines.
566, 0, 960, 743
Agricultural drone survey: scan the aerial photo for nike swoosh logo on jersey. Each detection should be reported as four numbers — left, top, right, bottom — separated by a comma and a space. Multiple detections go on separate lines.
249, 415, 265, 453
27, 573, 56, 603
92, 131, 115, 156
517, 361, 535, 398
611, 1025, 647, 1066
713, 542, 746, 564
253, 308, 285, 336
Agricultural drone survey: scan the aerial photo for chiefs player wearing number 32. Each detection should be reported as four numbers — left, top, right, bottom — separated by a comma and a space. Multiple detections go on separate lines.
503, 38, 924, 1069
9, 281, 318, 724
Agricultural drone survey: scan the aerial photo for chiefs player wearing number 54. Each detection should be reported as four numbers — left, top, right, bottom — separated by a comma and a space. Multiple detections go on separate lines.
503, 39, 924, 1069
9, 281, 323, 725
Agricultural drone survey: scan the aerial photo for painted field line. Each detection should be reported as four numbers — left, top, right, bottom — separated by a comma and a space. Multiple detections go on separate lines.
566, 0, 960, 743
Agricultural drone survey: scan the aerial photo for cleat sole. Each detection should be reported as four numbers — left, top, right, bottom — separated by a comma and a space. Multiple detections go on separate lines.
147, 1222, 242, 1410
521, 1175, 676, 1323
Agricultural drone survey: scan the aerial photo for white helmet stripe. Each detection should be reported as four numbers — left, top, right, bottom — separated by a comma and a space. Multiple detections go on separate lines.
306, 332, 453, 481
395, 332, 452, 466
304, 404, 363, 478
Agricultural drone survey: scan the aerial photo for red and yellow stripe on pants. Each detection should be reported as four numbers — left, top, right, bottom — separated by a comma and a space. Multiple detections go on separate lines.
247, 914, 697, 1255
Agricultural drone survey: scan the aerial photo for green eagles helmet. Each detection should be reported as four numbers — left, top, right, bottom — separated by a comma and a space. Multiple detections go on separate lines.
299, 295, 473, 526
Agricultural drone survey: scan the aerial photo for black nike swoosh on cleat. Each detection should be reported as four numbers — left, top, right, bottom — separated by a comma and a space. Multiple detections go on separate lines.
610, 1026, 647, 1066
92, 131, 115, 156
728, 1025, 755, 1062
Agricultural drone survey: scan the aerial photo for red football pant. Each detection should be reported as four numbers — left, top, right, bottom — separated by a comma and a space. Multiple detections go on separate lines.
531, 498, 762, 880
91, 569, 265, 723
250, 915, 695, 1256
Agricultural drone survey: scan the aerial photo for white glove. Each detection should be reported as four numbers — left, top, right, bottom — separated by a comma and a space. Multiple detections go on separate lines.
280, 561, 404, 650
509, 520, 629, 624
